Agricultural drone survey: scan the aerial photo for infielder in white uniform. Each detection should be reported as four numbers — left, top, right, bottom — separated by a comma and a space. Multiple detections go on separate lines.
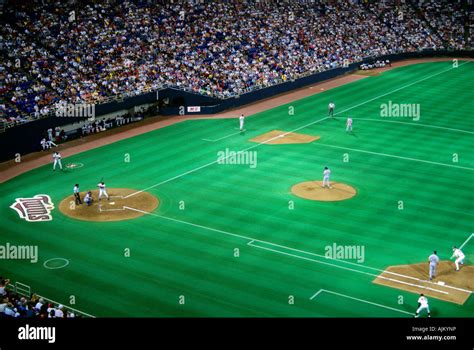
322, 166, 331, 188
346, 117, 353, 132
415, 294, 431, 318
239, 114, 245, 132
53, 152, 62, 171
451, 246, 465, 271
328, 102, 335, 118
97, 182, 109, 201
428, 250, 439, 280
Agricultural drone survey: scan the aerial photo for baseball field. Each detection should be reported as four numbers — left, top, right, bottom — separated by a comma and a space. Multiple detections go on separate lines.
1, 61, 473, 317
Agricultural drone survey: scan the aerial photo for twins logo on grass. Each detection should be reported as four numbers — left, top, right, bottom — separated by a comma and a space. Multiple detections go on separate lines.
10, 194, 54, 222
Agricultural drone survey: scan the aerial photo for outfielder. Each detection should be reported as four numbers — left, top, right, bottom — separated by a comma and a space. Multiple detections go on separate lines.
428, 250, 439, 280
451, 246, 465, 271
415, 294, 431, 318
73, 184, 82, 205
53, 152, 62, 171
328, 101, 335, 118
346, 117, 353, 132
322, 166, 331, 188
239, 114, 245, 132
97, 181, 109, 201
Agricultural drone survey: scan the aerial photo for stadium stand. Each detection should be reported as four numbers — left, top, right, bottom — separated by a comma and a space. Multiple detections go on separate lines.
1, 0, 470, 127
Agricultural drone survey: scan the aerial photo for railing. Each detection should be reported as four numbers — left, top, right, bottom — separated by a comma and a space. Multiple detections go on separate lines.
5, 281, 95, 318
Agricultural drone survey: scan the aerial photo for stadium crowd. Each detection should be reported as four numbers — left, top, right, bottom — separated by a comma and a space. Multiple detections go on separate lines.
1, 0, 470, 125
0, 277, 79, 318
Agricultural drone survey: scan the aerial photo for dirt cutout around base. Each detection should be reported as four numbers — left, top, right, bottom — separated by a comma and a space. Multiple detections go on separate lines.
373, 261, 473, 305
291, 181, 357, 201
59, 188, 158, 222
250, 130, 320, 145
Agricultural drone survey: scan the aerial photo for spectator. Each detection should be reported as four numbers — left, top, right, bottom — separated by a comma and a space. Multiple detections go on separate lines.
0, 1, 468, 125
0, 278, 10, 297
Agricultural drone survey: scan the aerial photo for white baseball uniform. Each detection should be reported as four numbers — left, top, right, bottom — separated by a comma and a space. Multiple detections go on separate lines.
346, 118, 353, 132
415, 296, 430, 317
328, 103, 335, 117
53, 152, 62, 170
98, 183, 109, 200
323, 168, 331, 188
452, 248, 465, 271
239, 115, 245, 131
47, 128, 53, 141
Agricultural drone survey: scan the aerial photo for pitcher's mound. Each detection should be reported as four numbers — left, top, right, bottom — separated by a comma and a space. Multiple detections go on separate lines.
373, 261, 473, 305
291, 181, 357, 201
250, 130, 320, 144
59, 188, 159, 222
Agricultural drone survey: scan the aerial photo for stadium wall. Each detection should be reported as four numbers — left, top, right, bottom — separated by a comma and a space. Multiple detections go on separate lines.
0, 50, 472, 162
159, 49, 474, 115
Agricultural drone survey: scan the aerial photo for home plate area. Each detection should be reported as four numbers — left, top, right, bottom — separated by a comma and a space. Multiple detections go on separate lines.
58, 188, 159, 222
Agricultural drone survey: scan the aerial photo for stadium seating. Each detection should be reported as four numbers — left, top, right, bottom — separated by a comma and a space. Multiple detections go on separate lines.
1, 1, 470, 125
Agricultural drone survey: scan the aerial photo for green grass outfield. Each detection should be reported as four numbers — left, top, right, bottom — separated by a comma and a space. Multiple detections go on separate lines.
1, 61, 473, 317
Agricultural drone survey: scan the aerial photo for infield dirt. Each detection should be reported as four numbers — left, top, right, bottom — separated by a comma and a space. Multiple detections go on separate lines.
59, 188, 159, 222
250, 130, 320, 144
291, 181, 357, 201
373, 261, 473, 305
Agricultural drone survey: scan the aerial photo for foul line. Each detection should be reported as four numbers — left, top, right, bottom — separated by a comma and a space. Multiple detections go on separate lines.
202, 130, 242, 142
459, 233, 474, 250
125, 61, 469, 199
352, 118, 474, 135
309, 289, 414, 316
313, 143, 474, 171
248, 241, 450, 295
124, 116, 328, 198
124, 206, 471, 295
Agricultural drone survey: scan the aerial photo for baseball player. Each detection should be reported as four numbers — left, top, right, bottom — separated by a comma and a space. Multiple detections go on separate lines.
47, 140, 57, 148
328, 101, 335, 118
84, 191, 93, 206
73, 184, 82, 205
322, 166, 331, 188
97, 181, 109, 201
346, 117, 353, 132
53, 152, 62, 171
40, 138, 47, 151
239, 114, 245, 132
451, 246, 465, 271
47, 128, 53, 141
428, 250, 439, 280
415, 294, 431, 318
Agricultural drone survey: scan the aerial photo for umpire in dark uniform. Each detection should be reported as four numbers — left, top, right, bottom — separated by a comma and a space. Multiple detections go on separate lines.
73, 184, 82, 205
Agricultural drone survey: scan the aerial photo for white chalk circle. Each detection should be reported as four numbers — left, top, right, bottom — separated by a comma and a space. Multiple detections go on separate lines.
43, 258, 70, 270
65, 162, 84, 169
